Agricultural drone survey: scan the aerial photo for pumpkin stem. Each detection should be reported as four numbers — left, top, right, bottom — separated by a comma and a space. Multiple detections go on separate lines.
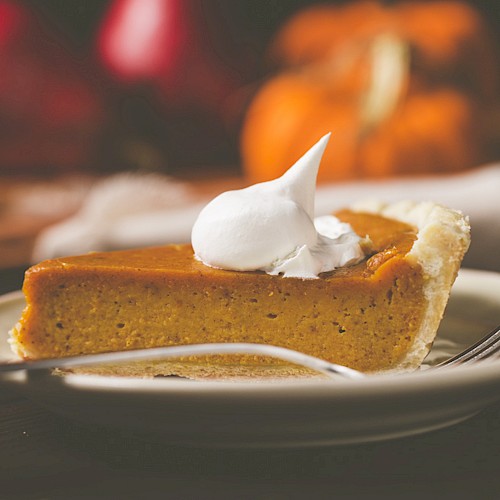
360, 33, 409, 133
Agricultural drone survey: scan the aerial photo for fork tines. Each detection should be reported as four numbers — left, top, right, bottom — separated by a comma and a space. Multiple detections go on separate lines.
438, 325, 500, 367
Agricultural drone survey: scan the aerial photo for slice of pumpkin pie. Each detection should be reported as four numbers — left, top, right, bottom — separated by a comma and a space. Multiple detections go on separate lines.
9, 136, 470, 375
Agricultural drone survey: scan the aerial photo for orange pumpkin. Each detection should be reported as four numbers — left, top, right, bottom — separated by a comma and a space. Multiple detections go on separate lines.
270, 1, 497, 99
241, 1, 498, 183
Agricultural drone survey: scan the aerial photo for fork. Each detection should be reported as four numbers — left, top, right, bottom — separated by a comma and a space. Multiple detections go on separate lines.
437, 324, 500, 367
0, 342, 365, 380
1, 325, 499, 380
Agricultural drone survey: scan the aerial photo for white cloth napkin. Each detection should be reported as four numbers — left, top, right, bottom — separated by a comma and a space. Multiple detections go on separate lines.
32, 172, 200, 262
33, 165, 500, 272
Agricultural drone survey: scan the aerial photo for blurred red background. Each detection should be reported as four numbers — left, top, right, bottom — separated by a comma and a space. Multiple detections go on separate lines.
0, 0, 296, 177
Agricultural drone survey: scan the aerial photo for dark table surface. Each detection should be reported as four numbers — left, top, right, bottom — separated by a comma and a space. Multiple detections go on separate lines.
1, 389, 500, 499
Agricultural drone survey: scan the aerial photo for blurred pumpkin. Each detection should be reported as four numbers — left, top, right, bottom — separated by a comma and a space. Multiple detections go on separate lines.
241, 1, 498, 183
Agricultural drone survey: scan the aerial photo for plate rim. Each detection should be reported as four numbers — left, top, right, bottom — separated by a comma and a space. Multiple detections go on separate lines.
2, 268, 500, 446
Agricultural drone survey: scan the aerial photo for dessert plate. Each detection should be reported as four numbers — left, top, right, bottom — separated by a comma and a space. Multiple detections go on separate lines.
1, 269, 500, 448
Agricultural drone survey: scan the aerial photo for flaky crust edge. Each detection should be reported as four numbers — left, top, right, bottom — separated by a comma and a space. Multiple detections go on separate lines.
351, 200, 471, 372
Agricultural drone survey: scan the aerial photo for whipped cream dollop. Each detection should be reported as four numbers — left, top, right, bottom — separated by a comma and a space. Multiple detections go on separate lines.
191, 134, 365, 278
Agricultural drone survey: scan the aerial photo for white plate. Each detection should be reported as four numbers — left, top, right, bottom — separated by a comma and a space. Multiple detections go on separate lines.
1, 269, 500, 448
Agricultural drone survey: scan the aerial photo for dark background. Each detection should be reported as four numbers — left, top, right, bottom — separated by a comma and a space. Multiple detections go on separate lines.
4, 0, 498, 177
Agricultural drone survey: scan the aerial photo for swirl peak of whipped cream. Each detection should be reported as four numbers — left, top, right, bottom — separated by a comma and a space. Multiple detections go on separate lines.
191, 134, 365, 278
